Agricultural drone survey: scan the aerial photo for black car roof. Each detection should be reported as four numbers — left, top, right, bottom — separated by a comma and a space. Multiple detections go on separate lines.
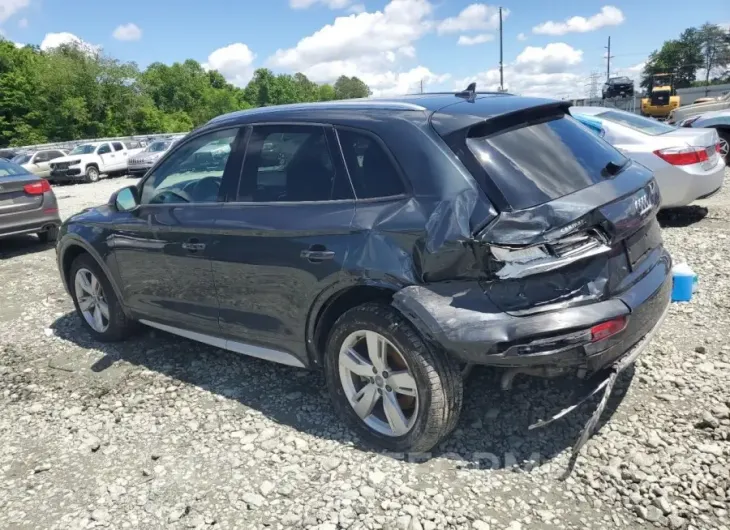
204, 92, 561, 132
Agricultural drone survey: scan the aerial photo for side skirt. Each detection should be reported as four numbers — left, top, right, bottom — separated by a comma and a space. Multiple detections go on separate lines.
138, 319, 306, 368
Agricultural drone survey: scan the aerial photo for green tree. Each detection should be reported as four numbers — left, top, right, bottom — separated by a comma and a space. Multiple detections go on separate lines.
641, 28, 703, 90
697, 23, 730, 85
333, 76, 371, 99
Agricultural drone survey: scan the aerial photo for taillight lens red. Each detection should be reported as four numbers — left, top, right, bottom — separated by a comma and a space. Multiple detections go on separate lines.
653, 147, 709, 166
23, 180, 52, 195
590, 317, 627, 342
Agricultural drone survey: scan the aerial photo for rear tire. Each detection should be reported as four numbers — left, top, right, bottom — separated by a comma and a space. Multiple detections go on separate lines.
85, 166, 100, 183
324, 302, 463, 453
37, 226, 59, 244
69, 254, 136, 342
718, 131, 730, 165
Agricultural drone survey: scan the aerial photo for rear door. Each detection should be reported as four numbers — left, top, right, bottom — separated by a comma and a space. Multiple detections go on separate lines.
211, 123, 355, 364
112, 142, 128, 171
97, 143, 115, 173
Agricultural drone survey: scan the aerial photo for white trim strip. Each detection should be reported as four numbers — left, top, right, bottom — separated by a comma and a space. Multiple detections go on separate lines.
139, 319, 306, 368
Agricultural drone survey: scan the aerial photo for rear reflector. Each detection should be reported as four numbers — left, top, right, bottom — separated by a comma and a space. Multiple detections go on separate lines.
591, 317, 627, 342
43, 208, 58, 214
653, 146, 710, 166
23, 180, 52, 195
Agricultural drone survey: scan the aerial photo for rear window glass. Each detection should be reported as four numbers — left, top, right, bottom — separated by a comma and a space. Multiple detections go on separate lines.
0, 159, 31, 177
466, 114, 628, 210
596, 110, 676, 136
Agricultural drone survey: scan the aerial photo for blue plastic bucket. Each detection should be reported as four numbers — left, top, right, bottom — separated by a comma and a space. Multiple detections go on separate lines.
671, 263, 697, 302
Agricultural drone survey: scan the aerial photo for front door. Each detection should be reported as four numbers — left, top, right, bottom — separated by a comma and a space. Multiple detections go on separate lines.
112, 126, 244, 334
30, 151, 52, 178
111, 142, 128, 172
97, 143, 115, 173
211, 124, 356, 364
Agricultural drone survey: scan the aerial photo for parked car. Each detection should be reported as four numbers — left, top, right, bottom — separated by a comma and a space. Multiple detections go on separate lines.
0, 158, 61, 242
602, 76, 635, 99
50, 141, 131, 183
0, 148, 20, 160
11, 149, 68, 179
124, 140, 147, 158
56, 94, 671, 452
668, 91, 730, 124
127, 138, 181, 177
676, 109, 730, 164
572, 107, 725, 207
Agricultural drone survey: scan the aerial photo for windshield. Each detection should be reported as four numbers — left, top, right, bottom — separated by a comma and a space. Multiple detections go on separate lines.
466, 113, 628, 210
69, 144, 96, 155
0, 159, 31, 177
612, 77, 631, 83
146, 141, 170, 153
11, 154, 31, 165
597, 109, 676, 136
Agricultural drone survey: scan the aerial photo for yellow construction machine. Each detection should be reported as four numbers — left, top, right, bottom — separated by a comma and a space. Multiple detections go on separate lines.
641, 73, 680, 119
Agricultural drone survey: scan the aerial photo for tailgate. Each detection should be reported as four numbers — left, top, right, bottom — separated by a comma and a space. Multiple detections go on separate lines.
0, 176, 44, 215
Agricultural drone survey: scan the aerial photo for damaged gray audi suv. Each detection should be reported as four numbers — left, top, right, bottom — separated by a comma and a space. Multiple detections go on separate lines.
56, 88, 671, 453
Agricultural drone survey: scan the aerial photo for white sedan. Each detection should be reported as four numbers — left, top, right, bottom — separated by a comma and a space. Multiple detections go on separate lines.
572, 107, 725, 208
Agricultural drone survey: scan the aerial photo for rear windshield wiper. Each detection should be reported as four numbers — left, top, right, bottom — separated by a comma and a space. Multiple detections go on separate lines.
602, 160, 628, 178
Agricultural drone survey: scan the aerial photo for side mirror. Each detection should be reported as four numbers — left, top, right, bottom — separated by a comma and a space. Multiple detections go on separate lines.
110, 186, 139, 212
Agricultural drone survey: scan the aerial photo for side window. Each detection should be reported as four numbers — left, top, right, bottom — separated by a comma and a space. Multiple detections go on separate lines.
141, 128, 239, 205
237, 125, 351, 202
336, 129, 404, 199
34, 152, 50, 163
48, 151, 64, 160
112, 142, 125, 152
97, 144, 112, 155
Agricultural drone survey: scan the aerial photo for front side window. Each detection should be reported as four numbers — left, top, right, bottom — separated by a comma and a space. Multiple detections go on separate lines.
141, 128, 238, 205
467, 113, 628, 210
49, 151, 64, 160
337, 129, 404, 199
237, 125, 350, 202
146, 141, 170, 153
112, 142, 125, 152
97, 144, 112, 155
34, 152, 50, 163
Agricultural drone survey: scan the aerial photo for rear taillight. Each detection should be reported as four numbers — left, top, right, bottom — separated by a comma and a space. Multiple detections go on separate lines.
591, 317, 627, 342
23, 180, 51, 195
653, 146, 709, 166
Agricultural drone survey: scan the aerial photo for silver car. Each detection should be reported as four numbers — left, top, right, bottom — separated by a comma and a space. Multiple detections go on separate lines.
11, 149, 67, 179
572, 107, 725, 208
677, 109, 730, 164
669, 91, 730, 124
127, 138, 180, 177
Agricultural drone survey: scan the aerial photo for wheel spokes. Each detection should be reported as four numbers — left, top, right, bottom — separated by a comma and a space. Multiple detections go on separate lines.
388, 370, 417, 397
78, 296, 94, 311
97, 299, 110, 319
351, 383, 379, 419
93, 306, 104, 330
382, 391, 409, 436
364, 330, 387, 372
76, 272, 92, 295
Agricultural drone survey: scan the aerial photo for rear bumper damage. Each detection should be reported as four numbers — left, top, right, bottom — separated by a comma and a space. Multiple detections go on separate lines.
392, 247, 671, 374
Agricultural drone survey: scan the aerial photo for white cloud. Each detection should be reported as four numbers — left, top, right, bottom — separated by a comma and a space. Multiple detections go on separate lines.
348, 3, 365, 13
0, 0, 29, 23
457, 33, 494, 46
40, 32, 101, 55
203, 43, 257, 87
533, 6, 624, 36
517, 32, 527, 41
456, 43, 585, 98
269, 0, 443, 95
437, 3, 505, 35
290, 0, 353, 8
17, 16, 27, 28
366, 65, 450, 96
112, 23, 142, 41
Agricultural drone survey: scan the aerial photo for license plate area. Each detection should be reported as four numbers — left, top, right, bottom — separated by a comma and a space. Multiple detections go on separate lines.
624, 220, 661, 270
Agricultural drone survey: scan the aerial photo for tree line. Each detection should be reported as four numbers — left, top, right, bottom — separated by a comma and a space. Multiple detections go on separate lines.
0, 40, 371, 148
641, 23, 730, 90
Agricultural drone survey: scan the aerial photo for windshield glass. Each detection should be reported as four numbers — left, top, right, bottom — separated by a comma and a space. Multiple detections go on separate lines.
69, 144, 96, 155
597, 109, 676, 135
0, 159, 31, 177
466, 113, 628, 210
146, 141, 170, 153
612, 77, 631, 83
11, 154, 31, 164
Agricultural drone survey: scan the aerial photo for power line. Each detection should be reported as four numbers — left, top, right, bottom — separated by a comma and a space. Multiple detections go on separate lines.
585, 71, 601, 99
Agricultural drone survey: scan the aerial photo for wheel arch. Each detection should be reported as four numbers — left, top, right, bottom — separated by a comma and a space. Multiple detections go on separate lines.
59, 237, 129, 316
307, 281, 403, 369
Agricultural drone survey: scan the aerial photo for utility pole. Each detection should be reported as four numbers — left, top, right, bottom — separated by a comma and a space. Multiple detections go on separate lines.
605, 36, 613, 83
499, 6, 504, 91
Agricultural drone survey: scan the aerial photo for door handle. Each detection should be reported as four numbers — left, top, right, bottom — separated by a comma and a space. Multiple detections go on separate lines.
301, 246, 335, 262
182, 239, 206, 252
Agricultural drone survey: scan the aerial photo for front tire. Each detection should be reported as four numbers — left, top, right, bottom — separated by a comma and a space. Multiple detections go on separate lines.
85, 166, 100, 183
69, 254, 136, 342
325, 303, 463, 453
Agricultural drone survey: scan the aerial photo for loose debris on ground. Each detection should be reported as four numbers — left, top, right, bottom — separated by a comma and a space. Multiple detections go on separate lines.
1, 173, 729, 529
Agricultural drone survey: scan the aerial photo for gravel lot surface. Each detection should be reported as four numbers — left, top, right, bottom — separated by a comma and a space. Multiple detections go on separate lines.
1, 172, 729, 530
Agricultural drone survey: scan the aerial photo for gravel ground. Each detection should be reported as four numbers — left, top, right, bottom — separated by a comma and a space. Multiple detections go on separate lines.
1, 172, 729, 530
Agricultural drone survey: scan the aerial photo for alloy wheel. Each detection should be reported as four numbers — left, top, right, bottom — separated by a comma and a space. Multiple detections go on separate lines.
74, 268, 110, 333
719, 138, 729, 160
338, 330, 419, 437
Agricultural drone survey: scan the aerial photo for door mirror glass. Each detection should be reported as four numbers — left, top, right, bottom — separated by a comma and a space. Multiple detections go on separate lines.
114, 187, 139, 211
